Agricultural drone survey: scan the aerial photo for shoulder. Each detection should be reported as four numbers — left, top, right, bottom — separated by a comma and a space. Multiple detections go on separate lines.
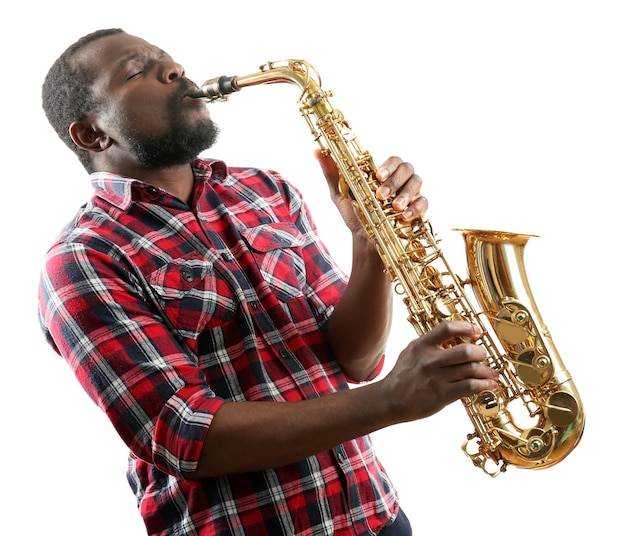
42, 201, 132, 283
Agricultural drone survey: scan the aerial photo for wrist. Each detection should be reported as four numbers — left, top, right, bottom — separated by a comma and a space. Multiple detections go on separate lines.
359, 378, 398, 428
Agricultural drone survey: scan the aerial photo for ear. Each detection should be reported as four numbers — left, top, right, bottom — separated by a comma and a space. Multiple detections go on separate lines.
68, 120, 112, 152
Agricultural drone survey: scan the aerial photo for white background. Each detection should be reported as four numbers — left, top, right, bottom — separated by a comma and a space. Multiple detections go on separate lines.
2, 1, 624, 534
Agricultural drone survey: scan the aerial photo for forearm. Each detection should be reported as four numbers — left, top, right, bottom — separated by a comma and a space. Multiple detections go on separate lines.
191, 319, 499, 480
190, 379, 394, 479
327, 233, 393, 381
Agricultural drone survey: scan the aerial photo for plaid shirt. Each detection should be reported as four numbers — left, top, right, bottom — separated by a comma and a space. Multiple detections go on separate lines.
38, 158, 399, 536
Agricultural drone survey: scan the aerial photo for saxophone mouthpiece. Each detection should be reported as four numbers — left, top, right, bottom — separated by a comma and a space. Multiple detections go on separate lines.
191, 75, 240, 100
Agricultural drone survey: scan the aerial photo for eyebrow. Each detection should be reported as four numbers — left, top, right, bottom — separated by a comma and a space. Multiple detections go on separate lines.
114, 47, 171, 73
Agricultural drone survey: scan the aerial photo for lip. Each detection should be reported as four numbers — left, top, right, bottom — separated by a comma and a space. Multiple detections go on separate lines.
175, 82, 209, 112
182, 93, 207, 108
182, 90, 196, 100
182, 83, 203, 100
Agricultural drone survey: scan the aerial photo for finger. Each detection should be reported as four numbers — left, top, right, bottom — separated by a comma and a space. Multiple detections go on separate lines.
389, 174, 423, 213
420, 320, 482, 347
444, 359, 496, 384
444, 376, 500, 401
436, 340, 489, 368
375, 160, 417, 200
375, 156, 404, 183
376, 165, 427, 221
399, 195, 428, 221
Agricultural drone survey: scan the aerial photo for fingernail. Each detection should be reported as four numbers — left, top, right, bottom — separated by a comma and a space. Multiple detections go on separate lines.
395, 195, 408, 209
379, 186, 391, 199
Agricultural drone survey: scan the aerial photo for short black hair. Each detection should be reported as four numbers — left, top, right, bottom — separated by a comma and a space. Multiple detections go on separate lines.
42, 28, 125, 172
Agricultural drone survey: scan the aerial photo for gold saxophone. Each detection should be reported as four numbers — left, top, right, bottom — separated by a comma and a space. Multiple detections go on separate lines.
193, 60, 584, 477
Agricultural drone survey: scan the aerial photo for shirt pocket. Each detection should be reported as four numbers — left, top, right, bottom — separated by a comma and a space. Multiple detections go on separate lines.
239, 222, 307, 302
147, 256, 238, 334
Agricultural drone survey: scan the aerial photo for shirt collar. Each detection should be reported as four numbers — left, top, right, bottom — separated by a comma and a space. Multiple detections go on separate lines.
89, 158, 228, 211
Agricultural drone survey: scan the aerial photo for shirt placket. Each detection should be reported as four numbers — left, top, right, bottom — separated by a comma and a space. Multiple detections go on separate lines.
200, 219, 324, 401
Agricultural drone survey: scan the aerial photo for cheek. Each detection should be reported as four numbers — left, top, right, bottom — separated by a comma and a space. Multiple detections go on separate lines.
110, 108, 166, 144
109, 90, 170, 131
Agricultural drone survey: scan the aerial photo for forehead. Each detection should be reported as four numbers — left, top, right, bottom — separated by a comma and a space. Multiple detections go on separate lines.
74, 33, 167, 76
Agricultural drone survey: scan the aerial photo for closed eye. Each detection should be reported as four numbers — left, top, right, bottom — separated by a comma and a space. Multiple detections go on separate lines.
126, 71, 143, 81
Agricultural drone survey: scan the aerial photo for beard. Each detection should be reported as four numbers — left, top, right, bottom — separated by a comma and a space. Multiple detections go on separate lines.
122, 97, 220, 168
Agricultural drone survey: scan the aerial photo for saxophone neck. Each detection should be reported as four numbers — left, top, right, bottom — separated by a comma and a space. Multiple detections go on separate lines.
193, 60, 321, 102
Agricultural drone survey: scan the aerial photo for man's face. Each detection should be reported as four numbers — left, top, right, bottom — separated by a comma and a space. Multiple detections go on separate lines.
75, 32, 218, 168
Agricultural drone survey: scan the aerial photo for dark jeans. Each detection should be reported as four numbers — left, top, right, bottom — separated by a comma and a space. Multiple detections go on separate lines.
377, 508, 412, 536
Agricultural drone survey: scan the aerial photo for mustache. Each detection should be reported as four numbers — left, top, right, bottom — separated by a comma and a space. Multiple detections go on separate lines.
170, 77, 201, 107
181, 77, 202, 99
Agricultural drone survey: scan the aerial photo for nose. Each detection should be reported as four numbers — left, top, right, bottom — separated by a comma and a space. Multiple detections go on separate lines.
160, 60, 185, 83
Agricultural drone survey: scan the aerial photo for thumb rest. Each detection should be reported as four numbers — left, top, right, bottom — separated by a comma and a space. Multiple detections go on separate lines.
193, 60, 585, 476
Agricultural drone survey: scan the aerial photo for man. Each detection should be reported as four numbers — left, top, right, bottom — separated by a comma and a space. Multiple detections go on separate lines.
39, 28, 497, 536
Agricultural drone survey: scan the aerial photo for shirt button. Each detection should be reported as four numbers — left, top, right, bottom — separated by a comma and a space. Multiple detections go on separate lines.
181, 269, 193, 282
147, 186, 158, 195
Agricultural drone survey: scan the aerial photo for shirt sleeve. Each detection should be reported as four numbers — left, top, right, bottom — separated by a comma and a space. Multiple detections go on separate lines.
38, 239, 224, 478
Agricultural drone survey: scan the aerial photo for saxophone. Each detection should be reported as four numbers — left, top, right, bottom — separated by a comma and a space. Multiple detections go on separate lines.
192, 60, 585, 477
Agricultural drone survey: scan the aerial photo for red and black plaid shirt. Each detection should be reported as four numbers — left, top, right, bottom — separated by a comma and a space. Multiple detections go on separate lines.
38, 158, 398, 535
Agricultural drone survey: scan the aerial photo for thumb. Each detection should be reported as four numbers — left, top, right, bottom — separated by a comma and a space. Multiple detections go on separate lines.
313, 149, 340, 189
